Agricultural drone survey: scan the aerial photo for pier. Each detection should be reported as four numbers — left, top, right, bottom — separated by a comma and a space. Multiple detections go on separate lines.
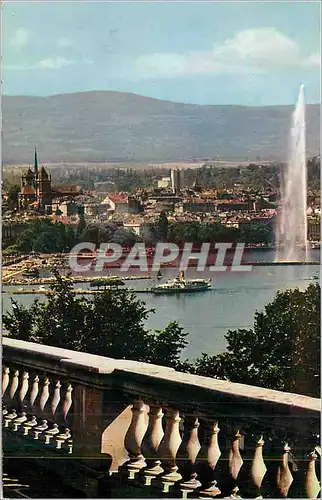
251, 261, 319, 266
2, 274, 151, 286
3, 287, 153, 295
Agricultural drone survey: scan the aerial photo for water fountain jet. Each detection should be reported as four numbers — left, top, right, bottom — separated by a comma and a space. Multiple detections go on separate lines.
275, 84, 309, 262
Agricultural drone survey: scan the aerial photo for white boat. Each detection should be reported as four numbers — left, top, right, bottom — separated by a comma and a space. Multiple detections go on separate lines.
151, 272, 212, 295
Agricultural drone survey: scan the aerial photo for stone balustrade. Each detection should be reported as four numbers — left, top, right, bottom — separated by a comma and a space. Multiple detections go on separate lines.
2, 337, 321, 498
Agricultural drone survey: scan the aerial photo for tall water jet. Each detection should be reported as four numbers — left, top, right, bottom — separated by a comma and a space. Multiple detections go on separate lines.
275, 84, 308, 262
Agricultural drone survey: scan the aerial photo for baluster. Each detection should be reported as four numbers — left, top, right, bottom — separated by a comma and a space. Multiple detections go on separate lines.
276, 443, 293, 498
179, 416, 202, 498
29, 375, 39, 410
229, 430, 244, 480
33, 419, 48, 440
19, 372, 29, 407
55, 428, 72, 449
67, 439, 73, 454
158, 407, 183, 493
223, 485, 242, 499
51, 380, 61, 417
2, 366, 10, 395
12, 412, 27, 431
304, 450, 320, 499
62, 384, 73, 421
39, 377, 50, 412
199, 422, 222, 497
142, 404, 164, 486
250, 436, 267, 492
124, 399, 148, 479
9, 370, 19, 401
22, 416, 38, 436
44, 423, 60, 444
4, 409, 17, 428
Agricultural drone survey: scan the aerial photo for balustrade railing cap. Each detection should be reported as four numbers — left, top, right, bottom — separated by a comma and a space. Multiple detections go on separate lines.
3, 338, 320, 413
61, 357, 175, 375
3, 338, 176, 376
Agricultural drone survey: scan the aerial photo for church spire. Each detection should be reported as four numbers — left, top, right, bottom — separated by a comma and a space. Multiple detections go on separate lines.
34, 147, 38, 176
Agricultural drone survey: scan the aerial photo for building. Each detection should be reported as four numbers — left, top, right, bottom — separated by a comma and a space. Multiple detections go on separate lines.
19, 149, 82, 214
308, 217, 321, 241
157, 177, 171, 189
52, 199, 84, 217
103, 193, 129, 214
175, 199, 216, 214
148, 195, 181, 213
170, 169, 184, 194
123, 221, 141, 235
214, 199, 253, 212
83, 203, 108, 217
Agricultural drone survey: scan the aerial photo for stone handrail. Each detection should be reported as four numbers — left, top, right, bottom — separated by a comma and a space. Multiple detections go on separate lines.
2, 337, 321, 498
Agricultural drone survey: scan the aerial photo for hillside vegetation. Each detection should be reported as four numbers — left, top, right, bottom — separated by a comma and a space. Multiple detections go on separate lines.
2, 91, 320, 164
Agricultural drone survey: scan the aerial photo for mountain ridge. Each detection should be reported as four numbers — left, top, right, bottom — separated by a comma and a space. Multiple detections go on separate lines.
2, 90, 320, 164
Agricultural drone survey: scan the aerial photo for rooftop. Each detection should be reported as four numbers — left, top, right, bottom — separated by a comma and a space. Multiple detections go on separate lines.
107, 193, 128, 203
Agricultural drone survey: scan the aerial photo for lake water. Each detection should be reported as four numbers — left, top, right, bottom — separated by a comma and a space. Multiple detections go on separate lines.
2, 250, 320, 361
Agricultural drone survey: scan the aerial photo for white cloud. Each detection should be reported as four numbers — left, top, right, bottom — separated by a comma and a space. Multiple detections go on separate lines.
305, 53, 321, 67
136, 28, 320, 78
4, 57, 93, 71
36, 57, 74, 69
57, 37, 73, 48
10, 27, 31, 51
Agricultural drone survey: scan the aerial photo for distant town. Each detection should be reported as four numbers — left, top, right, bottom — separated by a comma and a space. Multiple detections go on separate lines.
2, 150, 321, 255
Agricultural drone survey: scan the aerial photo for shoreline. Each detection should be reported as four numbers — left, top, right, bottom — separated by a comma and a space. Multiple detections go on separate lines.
3, 261, 319, 287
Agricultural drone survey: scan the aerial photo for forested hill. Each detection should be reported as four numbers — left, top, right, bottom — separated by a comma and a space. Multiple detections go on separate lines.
2, 91, 320, 164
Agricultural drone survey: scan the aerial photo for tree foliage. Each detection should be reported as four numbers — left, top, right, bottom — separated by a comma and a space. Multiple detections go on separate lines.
156, 211, 169, 242
194, 283, 320, 397
111, 227, 138, 247
165, 221, 274, 245
9, 218, 138, 254
14, 219, 76, 253
307, 156, 320, 191
3, 271, 188, 367
3, 271, 319, 397
6, 184, 21, 211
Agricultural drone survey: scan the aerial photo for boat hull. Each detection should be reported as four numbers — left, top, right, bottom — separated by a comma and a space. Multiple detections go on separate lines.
152, 285, 211, 295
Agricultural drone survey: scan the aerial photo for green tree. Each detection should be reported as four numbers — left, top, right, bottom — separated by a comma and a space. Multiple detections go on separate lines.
149, 322, 188, 368
76, 214, 87, 240
239, 221, 274, 245
79, 224, 112, 247
15, 220, 76, 253
194, 284, 320, 397
156, 211, 169, 242
3, 300, 37, 342
6, 184, 21, 211
3, 271, 188, 367
111, 228, 137, 247
307, 156, 320, 190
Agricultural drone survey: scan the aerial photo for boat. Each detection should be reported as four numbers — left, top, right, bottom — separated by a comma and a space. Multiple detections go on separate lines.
89, 278, 125, 288
310, 274, 319, 281
151, 271, 212, 295
23, 267, 39, 278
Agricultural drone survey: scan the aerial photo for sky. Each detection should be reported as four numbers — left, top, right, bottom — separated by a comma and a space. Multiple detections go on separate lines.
2, 1, 321, 105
